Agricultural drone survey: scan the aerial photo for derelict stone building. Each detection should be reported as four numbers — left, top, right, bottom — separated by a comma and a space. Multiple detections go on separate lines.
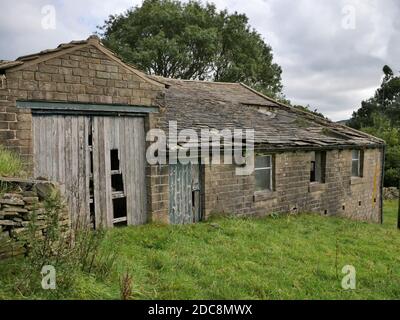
0, 36, 384, 227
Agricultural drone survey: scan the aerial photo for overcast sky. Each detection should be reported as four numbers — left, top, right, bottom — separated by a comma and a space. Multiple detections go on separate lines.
1, 0, 399, 120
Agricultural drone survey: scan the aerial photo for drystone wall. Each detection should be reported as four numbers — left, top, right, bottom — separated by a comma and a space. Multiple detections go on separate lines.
383, 187, 399, 200
0, 178, 69, 259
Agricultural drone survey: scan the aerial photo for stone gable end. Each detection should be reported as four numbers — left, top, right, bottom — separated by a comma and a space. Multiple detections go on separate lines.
0, 45, 163, 167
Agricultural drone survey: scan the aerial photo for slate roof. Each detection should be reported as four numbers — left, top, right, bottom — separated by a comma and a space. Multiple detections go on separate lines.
0, 37, 385, 149
150, 76, 384, 150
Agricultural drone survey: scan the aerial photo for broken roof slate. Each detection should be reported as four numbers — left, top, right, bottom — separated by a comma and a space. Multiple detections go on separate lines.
0, 37, 385, 149
151, 77, 383, 149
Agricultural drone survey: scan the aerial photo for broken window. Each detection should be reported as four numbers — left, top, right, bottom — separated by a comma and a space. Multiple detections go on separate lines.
255, 155, 273, 191
88, 118, 95, 229
110, 149, 127, 226
310, 151, 326, 183
352, 150, 363, 177
110, 149, 120, 171
113, 197, 127, 218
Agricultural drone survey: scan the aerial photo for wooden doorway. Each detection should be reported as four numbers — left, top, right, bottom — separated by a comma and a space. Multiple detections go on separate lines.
32, 114, 147, 228
169, 162, 202, 224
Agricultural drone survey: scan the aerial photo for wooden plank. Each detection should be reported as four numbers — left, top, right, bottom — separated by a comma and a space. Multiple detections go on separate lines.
192, 163, 201, 223
112, 191, 125, 199
77, 116, 86, 225
132, 117, 140, 225
95, 116, 105, 227
32, 115, 40, 178
92, 117, 102, 228
92, 116, 113, 228
125, 117, 135, 225
103, 117, 113, 228
85, 117, 91, 224
64, 116, 73, 225
119, 117, 131, 225
51, 116, 58, 181
42, 116, 50, 179
137, 118, 147, 224
113, 216, 128, 224
57, 116, 66, 195
70, 116, 79, 227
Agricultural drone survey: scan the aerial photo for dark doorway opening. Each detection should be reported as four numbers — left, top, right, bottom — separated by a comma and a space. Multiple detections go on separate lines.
110, 149, 127, 226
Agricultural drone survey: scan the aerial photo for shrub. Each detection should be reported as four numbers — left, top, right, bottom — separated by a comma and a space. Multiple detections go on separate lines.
120, 272, 133, 300
0, 146, 25, 177
15, 189, 115, 298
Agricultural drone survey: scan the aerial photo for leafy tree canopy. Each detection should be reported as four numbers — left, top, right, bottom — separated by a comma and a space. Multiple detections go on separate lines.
97, 0, 283, 97
361, 114, 400, 187
348, 65, 400, 129
348, 65, 400, 187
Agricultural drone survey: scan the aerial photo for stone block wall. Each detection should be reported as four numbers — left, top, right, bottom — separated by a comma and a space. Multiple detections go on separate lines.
203, 148, 383, 223
149, 148, 383, 224
0, 43, 163, 171
0, 178, 69, 260
146, 164, 169, 223
383, 187, 399, 200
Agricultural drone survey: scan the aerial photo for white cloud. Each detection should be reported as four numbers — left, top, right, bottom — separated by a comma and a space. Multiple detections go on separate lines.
0, 0, 399, 120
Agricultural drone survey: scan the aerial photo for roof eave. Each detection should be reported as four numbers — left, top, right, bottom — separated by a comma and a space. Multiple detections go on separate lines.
239, 82, 385, 145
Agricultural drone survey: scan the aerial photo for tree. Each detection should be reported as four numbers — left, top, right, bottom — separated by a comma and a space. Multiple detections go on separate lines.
361, 114, 400, 187
97, 0, 283, 97
348, 65, 400, 129
348, 66, 400, 187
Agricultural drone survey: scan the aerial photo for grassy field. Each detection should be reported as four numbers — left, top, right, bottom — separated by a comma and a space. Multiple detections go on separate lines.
0, 201, 399, 300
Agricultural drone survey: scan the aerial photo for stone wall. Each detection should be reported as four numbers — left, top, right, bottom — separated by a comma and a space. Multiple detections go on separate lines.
149, 148, 383, 224
146, 164, 169, 224
0, 178, 69, 260
383, 187, 399, 200
0, 41, 163, 171
203, 148, 383, 223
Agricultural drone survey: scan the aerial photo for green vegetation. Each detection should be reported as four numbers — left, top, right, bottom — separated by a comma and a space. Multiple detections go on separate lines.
97, 0, 283, 98
361, 114, 400, 187
1, 202, 399, 300
0, 146, 25, 178
348, 65, 400, 130
1, 189, 116, 299
348, 65, 400, 187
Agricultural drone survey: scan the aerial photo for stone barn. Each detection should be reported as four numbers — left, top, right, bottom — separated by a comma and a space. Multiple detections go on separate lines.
0, 36, 385, 228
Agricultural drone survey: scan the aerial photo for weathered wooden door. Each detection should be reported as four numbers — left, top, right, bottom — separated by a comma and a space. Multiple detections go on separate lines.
91, 116, 147, 228
32, 114, 147, 229
169, 162, 202, 224
33, 115, 91, 227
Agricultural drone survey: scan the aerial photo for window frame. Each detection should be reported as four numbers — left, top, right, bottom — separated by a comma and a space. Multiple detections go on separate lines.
351, 149, 363, 177
310, 151, 326, 183
255, 154, 274, 192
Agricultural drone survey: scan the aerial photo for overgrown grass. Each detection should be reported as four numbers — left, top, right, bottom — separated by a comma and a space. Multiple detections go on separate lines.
0, 146, 25, 177
0, 201, 399, 300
